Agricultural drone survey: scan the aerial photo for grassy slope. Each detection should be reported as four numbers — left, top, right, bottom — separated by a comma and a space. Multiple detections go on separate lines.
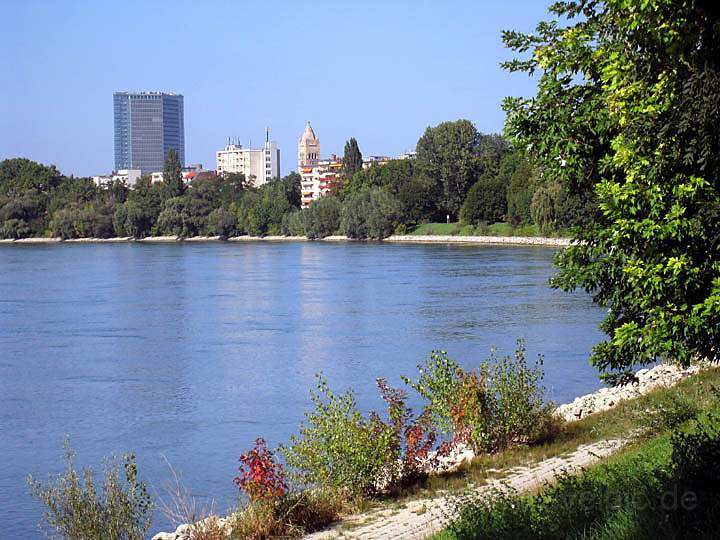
428, 368, 720, 540
409, 222, 551, 237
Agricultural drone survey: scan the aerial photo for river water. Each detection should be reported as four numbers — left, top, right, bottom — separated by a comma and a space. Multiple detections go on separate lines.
0, 242, 605, 538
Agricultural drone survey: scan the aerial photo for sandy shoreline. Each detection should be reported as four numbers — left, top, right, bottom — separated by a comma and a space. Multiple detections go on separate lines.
0, 234, 570, 247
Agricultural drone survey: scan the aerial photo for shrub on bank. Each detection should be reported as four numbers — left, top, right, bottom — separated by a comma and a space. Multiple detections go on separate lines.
402, 341, 559, 453
231, 437, 348, 539
27, 442, 153, 540
281, 374, 439, 497
230, 487, 348, 540
280, 375, 399, 496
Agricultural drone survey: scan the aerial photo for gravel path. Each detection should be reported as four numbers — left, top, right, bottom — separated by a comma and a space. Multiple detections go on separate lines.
303, 438, 624, 540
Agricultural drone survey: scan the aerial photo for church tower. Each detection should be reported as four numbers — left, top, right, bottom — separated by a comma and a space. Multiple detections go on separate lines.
298, 121, 320, 169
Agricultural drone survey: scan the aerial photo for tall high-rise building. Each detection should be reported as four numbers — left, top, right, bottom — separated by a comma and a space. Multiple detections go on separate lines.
113, 92, 185, 175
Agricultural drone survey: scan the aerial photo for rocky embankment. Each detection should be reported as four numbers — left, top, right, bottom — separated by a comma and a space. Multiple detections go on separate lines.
151, 361, 704, 540
556, 362, 702, 422
385, 234, 571, 246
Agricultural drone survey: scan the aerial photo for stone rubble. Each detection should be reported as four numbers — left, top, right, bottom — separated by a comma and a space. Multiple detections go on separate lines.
556, 362, 702, 422
151, 515, 232, 540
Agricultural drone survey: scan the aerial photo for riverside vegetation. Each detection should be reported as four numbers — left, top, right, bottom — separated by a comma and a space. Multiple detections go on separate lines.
20, 0, 720, 536
28, 342, 563, 539
1, 120, 594, 242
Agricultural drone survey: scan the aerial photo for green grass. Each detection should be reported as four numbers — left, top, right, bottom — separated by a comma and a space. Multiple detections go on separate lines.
408, 222, 551, 237
429, 368, 720, 540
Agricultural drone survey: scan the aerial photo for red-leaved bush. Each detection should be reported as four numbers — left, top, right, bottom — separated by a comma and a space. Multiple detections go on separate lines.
234, 438, 288, 502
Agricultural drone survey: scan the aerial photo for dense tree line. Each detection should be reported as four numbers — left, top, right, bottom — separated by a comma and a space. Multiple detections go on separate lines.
1, 118, 597, 241
0, 157, 304, 239
338, 120, 595, 237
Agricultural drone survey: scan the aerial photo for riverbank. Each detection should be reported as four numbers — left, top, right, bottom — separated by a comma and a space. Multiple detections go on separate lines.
0, 234, 570, 247
151, 361, 709, 540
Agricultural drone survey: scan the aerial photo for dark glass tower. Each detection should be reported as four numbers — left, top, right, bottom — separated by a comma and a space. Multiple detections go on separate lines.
113, 92, 185, 175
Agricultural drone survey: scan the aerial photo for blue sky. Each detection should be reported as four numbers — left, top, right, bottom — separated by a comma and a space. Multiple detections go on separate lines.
0, 0, 549, 177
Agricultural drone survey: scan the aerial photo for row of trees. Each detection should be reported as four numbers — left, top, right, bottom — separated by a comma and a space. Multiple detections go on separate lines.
2, 116, 598, 241
338, 119, 596, 236
0, 152, 304, 240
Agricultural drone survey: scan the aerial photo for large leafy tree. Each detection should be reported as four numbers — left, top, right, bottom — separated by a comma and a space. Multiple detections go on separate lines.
416, 119, 480, 220
343, 138, 363, 179
505, 0, 720, 382
281, 172, 302, 209
342, 159, 437, 225
163, 148, 184, 199
460, 175, 507, 226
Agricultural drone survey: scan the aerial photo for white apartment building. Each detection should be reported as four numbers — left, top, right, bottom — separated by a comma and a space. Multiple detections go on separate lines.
216, 130, 280, 187
397, 150, 417, 160
92, 169, 142, 187
298, 122, 343, 208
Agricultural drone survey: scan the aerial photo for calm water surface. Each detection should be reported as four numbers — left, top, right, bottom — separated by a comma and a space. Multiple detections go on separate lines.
0, 242, 605, 538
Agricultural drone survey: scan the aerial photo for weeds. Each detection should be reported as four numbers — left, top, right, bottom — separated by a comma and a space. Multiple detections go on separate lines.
27, 440, 153, 540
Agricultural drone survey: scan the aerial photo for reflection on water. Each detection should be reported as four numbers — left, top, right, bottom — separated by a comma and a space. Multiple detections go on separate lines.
0, 242, 605, 537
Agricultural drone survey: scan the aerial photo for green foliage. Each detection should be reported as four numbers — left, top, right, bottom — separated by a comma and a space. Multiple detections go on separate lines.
342, 159, 437, 225
0, 158, 61, 195
280, 172, 302, 210
247, 181, 293, 236
403, 342, 558, 453
416, 119, 481, 219
302, 196, 342, 239
281, 375, 397, 496
163, 148, 184, 199
440, 409, 720, 540
48, 203, 116, 239
505, 0, 720, 380
0, 218, 31, 239
206, 207, 237, 238
459, 175, 507, 226
530, 181, 562, 235
280, 210, 305, 236
341, 187, 401, 240
505, 154, 535, 226
484, 343, 558, 450
281, 373, 439, 497
27, 442, 153, 540
402, 352, 461, 435
154, 197, 187, 236
113, 181, 164, 238
342, 138, 363, 179
476, 134, 510, 179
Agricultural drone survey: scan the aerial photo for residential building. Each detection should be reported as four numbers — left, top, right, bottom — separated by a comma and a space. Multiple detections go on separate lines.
216, 129, 280, 187
182, 164, 214, 184
92, 169, 142, 187
113, 91, 185, 175
151, 171, 165, 184
297, 123, 345, 208
362, 155, 391, 169
397, 150, 417, 160
150, 166, 211, 184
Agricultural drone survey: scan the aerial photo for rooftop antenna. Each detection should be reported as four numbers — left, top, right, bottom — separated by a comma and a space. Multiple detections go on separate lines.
266, 127, 269, 143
